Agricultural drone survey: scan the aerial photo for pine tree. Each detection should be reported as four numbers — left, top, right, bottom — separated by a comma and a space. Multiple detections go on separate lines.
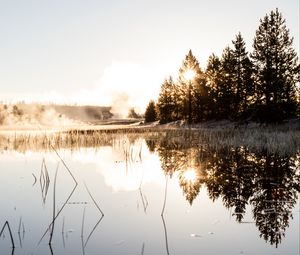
178, 50, 209, 123
144, 100, 157, 123
157, 76, 177, 123
231, 33, 254, 118
251, 9, 300, 121
218, 46, 236, 119
206, 53, 222, 118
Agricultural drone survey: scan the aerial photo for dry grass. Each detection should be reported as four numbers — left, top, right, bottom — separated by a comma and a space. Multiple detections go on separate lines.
0, 122, 299, 155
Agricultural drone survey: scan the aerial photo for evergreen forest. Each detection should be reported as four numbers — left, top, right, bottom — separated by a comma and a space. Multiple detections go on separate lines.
145, 9, 300, 124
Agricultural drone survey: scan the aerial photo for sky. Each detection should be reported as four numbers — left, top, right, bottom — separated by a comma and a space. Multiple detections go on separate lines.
0, 0, 299, 113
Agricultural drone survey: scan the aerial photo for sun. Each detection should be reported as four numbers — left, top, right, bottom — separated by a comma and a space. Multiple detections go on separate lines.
184, 69, 196, 81
182, 168, 197, 183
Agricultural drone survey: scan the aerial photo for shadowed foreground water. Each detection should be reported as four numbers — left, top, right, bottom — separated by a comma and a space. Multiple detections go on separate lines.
0, 133, 299, 255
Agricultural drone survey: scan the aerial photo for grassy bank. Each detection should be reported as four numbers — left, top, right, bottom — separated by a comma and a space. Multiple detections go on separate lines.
0, 119, 299, 155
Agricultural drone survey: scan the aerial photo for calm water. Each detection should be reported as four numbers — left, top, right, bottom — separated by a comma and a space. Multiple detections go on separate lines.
0, 133, 299, 255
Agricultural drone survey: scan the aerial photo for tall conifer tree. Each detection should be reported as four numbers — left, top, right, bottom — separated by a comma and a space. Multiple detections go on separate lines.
157, 76, 176, 123
251, 9, 300, 119
218, 46, 236, 118
178, 50, 209, 122
144, 100, 157, 123
206, 54, 222, 118
231, 33, 254, 117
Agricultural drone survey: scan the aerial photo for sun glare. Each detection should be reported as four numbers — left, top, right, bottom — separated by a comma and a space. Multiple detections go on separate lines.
184, 69, 196, 81
182, 168, 197, 183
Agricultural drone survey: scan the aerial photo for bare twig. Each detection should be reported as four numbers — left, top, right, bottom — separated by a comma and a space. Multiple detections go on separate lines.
83, 181, 105, 248
161, 175, 170, 255
50, 144, 77, 185
49, 163, 59, 244
139, 187, 148, 213
22, 222, 25, 236
18, 231, 22, 248
0, 221, 15, 249
84, 182, 104, 216
84, 215, 104, 248
38, 183, 77, 245
161, 215, 170, 255
81, 207, 87, 255
61, 216, 65, 248
141, 242, 145, 255
38, 150, 78, 245
161, 176, 168, 216
61, 216, 65, 234
49, 243, 54, 255
32, 173, 37, 186
81, 207, 86, 238
40, 158, 50, 204
17, 217, 22, 234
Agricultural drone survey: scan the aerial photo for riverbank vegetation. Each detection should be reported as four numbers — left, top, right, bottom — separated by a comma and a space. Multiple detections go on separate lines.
1, 119, 299, 155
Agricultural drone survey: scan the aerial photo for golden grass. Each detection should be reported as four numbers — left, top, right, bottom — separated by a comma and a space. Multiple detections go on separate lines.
0, 123, 299, 155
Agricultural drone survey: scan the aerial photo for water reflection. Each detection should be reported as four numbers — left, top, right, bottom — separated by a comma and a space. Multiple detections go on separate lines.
0, 131, 299, 254
152, 138, 300, 247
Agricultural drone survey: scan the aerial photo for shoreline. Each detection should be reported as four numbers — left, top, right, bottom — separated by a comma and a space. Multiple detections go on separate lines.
0, 118, 299, 134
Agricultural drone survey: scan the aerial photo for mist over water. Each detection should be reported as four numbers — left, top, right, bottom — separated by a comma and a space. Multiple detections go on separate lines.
0, 103, 82, 129
1, 61, 163, 118
88, 61, 162, 117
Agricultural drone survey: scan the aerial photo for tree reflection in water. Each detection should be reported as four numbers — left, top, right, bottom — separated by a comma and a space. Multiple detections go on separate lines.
147, 138, 300, 247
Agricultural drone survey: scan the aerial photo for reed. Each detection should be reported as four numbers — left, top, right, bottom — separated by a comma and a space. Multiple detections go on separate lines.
84, 182, 104, 217
161, 215, 170, 255
39, 147, 78, 245
0, 123, 299, 155
141, 242, 145, 255
40, 158, 50, 204
82, 182, 105, 248
49, 164, 59, 245
161, 176, 168, 216
0, 221, 15, 249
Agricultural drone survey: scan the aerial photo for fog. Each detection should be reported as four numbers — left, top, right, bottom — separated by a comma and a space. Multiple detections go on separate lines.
0, 103, 83, 129
72, 61, 163, 117
1, 61, 166, 119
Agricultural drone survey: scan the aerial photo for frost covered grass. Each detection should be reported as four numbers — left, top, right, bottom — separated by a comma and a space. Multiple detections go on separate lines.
193, 127, 299, 155
0, 120, 299, 155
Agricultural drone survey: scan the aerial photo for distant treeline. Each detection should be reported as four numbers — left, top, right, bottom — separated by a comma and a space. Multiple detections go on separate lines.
145, 9, 300, 124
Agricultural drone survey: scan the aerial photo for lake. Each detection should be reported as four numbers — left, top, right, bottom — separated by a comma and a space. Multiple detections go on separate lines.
0, 130, 299, 255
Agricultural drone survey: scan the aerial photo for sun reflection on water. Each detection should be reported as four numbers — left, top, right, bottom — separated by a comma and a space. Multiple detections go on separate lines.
181, 168, 197, 183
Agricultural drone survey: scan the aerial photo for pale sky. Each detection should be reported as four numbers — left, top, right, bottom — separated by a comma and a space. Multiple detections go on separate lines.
0, 0, 299, 111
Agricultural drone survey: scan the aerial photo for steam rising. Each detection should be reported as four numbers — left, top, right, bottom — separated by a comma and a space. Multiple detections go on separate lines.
77, 61, 162, 117
0, 104, 82, 129
2, 61, 163, 118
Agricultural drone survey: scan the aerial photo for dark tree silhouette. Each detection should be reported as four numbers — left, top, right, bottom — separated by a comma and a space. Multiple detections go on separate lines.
205, 53, 222, 118
250, 152, 300, 247
178, 50, 209, 123
251, 9, 300, 122
144, 100, 157, 123
231, 33, 254, 118
154, 9, 299, 124
157, 77, 177, 123
217, 46, 236, 118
